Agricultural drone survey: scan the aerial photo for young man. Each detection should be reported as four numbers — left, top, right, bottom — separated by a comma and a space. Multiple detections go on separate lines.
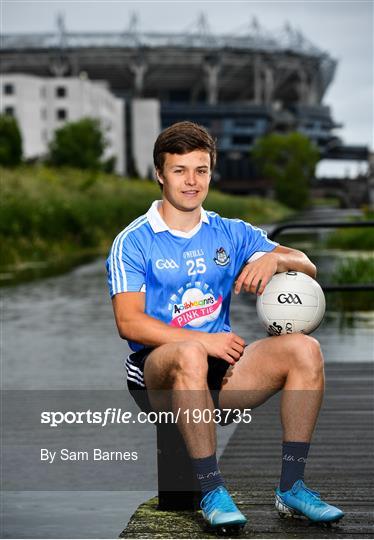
107, 122, 344, 531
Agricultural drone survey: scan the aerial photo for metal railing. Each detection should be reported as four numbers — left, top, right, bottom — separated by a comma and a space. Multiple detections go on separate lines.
268, 221, 374, 292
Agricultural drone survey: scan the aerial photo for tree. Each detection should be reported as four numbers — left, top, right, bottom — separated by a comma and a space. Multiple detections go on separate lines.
0, 115, 22, 167
48, 118, 106, 170
252, 132, 320, 209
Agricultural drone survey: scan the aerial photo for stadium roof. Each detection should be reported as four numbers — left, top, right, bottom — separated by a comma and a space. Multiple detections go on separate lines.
1, 13, 337, 98
2, 12, 333, 60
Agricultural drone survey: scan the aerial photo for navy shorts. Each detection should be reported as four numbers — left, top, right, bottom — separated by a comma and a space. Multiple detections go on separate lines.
126, 347, 230, 413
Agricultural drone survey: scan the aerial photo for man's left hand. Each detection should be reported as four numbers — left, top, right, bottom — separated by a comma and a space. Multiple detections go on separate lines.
234, 252, 278, 296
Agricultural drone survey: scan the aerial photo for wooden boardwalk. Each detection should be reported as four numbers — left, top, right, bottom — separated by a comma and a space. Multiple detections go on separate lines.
121, 362, 374, 538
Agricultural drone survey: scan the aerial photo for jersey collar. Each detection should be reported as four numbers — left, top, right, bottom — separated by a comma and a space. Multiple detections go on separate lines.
146, 200, 209, 237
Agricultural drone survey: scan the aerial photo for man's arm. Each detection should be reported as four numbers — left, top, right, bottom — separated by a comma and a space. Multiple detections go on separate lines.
112, 292, 245, 365
234, 245, 317, 296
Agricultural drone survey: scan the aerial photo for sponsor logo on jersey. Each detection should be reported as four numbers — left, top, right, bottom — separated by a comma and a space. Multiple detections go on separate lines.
214, 247, 230, 266
155, 258, 179, 270
173, 294, 215, 315
168, 282, 222, 328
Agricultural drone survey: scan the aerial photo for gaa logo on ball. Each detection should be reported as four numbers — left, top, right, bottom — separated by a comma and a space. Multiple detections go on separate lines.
256, 271, 326, 335
277, 293, 302, 305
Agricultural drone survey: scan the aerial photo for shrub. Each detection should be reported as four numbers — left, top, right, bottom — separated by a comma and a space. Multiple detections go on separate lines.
252, 132, 319, 210
48, 118, 106, 170
0, 115, 22, 166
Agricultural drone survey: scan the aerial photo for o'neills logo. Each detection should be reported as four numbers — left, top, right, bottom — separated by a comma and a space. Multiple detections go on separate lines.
168, 284, 223, 328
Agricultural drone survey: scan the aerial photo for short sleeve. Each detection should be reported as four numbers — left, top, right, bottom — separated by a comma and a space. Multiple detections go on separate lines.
106, 230, 146, 298
230, 220, 278, 270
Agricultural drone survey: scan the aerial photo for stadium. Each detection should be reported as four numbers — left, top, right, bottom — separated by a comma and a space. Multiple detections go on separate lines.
1, 13, 370, 196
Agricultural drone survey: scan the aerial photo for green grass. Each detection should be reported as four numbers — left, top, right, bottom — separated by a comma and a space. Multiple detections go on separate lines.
310, 197, 340, 208
0, 166, 160, 268
330, 257, 374, 312
325, 211, 374, 250
204, 190, 292, 223
333, 256, 374, 285
0, 165, 292, 277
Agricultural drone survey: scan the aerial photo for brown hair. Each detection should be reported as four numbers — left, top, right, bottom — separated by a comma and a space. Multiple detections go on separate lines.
153, 121, 216, 176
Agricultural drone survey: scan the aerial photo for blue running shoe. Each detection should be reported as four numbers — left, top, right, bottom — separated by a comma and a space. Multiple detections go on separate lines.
200, 486, 247, 531
275, 479, 344, 523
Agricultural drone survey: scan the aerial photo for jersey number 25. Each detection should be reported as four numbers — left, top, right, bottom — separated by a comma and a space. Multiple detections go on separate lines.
186, 258, 207, 276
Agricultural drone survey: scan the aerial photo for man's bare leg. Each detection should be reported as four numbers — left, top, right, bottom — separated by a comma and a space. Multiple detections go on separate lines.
143, 339, 248, 529
143, 340, 216, 458
219, 333, 324, 441
219, 333, 344, 523
143, 334, 324, 456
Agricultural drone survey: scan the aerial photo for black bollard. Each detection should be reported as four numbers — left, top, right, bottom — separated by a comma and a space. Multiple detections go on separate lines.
156, 422, 200, 510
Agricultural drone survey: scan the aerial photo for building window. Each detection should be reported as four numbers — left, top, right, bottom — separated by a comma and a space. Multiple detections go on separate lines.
4, 106, 14, 116
56, 86, 67, 98
40, 86, 47, 99
168, 89, 190, 102
232, 135, 253, 145
234, 120, 255, 128
4, 83, 14, 95
56, 108, 67, 120
41, 108, 47, 120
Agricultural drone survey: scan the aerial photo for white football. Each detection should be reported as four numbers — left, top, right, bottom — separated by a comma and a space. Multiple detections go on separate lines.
256, 271, 326, 335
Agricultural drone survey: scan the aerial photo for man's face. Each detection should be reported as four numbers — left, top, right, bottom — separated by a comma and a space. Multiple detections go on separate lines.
157, 150, 211, 212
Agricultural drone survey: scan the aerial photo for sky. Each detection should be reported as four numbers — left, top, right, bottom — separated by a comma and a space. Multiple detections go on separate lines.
2, 0, 373, 157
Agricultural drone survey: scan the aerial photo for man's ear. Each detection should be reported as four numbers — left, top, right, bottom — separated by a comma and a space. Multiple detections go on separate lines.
156, 170, 164, 184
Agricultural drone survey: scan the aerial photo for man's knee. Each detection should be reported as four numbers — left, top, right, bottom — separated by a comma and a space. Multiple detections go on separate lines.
170, 340, 208, 383
289, 334, 324, 375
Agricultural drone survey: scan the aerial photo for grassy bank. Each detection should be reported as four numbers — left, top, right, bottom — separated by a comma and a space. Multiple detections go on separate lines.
1, 166, 292, 280
329, 257, 374, 312
325, 211, 374, 250
333, 256, 374, 285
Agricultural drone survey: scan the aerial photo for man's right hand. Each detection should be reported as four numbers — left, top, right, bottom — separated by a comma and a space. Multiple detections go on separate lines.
201, 332, 246, 365
112, 292, 246, 364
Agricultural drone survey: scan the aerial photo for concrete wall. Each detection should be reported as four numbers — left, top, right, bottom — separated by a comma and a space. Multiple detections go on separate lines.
0, 74, 125, 174
1, 74, 46, 157
131, 99, 160, 179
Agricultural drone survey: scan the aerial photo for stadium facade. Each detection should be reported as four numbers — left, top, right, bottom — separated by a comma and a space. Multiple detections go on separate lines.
1, 14, 369, 190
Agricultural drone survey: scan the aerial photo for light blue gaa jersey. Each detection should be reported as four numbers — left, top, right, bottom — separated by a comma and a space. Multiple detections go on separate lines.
106, 200, 278, 351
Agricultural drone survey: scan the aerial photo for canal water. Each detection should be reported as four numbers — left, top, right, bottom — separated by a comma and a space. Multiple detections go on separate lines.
2, 243, 373, 538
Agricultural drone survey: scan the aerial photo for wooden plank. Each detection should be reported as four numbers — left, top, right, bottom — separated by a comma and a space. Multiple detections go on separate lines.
218, 362, 374, 538
121, 362, 374, 538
